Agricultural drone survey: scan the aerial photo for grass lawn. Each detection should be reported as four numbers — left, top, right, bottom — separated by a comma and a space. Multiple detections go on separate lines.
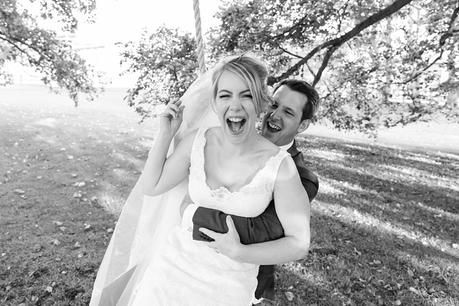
1, 86, 458, 305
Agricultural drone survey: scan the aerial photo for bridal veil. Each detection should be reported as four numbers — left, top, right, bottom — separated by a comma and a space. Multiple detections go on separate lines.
90, 70, 219, 305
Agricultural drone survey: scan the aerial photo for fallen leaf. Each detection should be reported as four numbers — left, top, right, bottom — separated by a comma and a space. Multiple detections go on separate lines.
74, 181, 86, 187
354, 247, 361, 256
73, 192, 82, 198
14, 189, 25, 195
407, 268, 414, 278
50, 239, 60, 246
285, 291, 294, 301
409, 287, 420, 295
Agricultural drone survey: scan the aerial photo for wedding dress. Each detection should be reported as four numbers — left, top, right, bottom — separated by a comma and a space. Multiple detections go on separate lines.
90, 70, 290, 306
122, 125, 289, 305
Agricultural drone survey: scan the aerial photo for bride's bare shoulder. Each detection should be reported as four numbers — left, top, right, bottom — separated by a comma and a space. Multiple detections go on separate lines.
205, 126, 223, 144
258, 134, 280, 154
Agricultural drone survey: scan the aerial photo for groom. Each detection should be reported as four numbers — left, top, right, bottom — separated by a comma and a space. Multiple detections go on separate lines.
193, 78, 320, 301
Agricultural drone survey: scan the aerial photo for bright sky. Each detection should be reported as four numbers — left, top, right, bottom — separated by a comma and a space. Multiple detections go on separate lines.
72, 0, 221, 87
9, 0, 221, 87
75, 0, 221, 46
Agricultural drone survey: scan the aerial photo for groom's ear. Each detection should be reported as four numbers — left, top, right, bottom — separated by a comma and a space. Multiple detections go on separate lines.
297, 119, 310, 133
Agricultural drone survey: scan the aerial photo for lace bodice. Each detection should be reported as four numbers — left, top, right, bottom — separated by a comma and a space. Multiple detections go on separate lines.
188, 126, 290, 217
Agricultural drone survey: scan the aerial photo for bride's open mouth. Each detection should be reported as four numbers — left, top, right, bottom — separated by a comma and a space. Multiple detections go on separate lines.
226, 116, 247, 135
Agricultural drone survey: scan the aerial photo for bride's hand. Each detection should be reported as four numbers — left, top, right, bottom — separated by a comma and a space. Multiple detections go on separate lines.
159, 100, 185, 138
199, 216, 242, 258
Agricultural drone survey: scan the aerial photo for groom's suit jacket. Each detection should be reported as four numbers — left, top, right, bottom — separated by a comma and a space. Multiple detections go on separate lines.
192, 140, 319, 300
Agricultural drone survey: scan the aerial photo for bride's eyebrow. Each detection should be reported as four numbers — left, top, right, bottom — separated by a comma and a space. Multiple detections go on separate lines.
217, 89, 232, 94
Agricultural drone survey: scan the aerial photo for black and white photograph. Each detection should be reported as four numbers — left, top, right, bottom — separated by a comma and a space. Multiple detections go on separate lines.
1, 0, 458, 305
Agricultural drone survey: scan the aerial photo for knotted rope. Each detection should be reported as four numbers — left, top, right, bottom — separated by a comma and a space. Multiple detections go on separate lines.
193, 0, 206, 74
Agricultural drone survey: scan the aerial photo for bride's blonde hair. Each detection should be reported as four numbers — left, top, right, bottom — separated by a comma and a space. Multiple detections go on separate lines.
211, 54, 270, 116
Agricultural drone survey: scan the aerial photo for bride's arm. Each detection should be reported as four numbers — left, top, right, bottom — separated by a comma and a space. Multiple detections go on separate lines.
200, 157, 310, 264
142, 101, 196, 196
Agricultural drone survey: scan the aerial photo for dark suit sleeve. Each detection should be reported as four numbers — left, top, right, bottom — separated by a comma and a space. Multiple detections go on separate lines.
297, 165, 319, 202
191, 159, 319, 300
192, 161, 319, 244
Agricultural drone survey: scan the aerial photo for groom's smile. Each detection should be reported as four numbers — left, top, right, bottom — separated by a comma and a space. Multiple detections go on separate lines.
261, 85, 309, 146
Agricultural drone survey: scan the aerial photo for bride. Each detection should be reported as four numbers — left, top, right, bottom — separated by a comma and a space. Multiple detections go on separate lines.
90, 55, 310, 305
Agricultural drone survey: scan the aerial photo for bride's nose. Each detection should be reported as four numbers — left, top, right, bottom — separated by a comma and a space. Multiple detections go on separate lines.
229, 97, 243, 110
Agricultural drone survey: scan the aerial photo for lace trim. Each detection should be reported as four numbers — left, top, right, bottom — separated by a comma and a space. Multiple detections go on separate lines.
189, 126, 289, 199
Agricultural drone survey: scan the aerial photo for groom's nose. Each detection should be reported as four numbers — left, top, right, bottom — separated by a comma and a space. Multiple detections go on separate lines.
269, 108, 280, 120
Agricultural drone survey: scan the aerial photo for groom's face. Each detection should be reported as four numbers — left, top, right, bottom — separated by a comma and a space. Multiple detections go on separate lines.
261, 85, 309, 146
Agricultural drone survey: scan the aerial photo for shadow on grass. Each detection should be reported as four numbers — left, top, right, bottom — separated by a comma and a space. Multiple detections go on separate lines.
1, 108, 458, 305
275, 212, 458, 305
298, 135, 459, 244
0, 116, 151, 304
265, 135, 459, 305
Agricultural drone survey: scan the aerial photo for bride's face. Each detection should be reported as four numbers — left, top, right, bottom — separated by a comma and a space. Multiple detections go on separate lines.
214, 70, 258, 144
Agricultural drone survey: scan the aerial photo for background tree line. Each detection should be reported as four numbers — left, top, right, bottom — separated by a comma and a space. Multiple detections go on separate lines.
2, 0, 458, 132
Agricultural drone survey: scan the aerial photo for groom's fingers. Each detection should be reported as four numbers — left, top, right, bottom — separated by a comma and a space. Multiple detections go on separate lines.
226, 216, 236, 231
199, 227, 218, 239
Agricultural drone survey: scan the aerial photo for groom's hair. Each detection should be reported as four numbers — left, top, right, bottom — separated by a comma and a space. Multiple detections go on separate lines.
273, 79, 319, 121
211, 54, 270, 116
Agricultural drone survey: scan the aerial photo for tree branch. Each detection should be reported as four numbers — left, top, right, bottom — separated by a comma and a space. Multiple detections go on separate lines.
268, 0, 414, 85
0, 33, 39, 64
278, 46, 303, 59
402, 4, 459, 84
0, 30, 55, 62
313, 46, 337, 86
270, 14, 310, 41
337, 0, 351, 34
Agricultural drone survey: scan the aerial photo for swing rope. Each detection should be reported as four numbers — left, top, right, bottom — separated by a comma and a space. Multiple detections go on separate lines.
193, 0, 206, 74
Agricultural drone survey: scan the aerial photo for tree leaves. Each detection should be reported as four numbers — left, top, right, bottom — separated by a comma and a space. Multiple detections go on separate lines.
209, 0, 459, 132
0, 0, 98, 104
121, 26, 199, 121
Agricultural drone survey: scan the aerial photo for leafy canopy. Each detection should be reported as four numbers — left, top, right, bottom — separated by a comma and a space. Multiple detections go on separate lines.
122, 0, 458, 132
0, 0, 98, 104
121, 26, 198, 121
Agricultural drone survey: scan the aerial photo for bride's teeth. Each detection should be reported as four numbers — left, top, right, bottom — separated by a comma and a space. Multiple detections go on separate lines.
226, 117, 245, 134
228, 117, 243, 122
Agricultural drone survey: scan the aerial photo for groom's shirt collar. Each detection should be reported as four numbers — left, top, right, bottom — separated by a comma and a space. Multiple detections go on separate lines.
279, 140, 294, 151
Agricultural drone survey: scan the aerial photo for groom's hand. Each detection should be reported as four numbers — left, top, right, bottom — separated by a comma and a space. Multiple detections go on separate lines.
199, 216, 242, 258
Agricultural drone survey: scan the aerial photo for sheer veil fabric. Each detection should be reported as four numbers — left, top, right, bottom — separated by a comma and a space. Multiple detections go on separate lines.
90, 70, 219, 306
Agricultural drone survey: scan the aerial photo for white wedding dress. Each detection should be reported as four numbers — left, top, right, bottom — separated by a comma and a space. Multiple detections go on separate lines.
124, 125, 289, 306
